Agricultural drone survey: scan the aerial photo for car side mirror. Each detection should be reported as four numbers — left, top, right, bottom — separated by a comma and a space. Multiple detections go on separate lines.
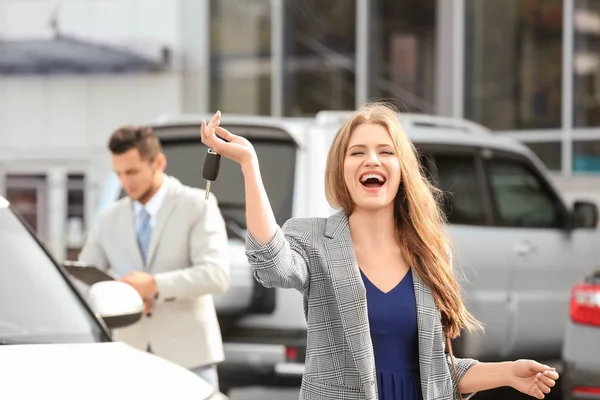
572, 201, 599, 229
87, 281, 144, 330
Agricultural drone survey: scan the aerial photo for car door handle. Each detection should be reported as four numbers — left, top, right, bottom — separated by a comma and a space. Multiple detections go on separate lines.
514, 242, 535, 256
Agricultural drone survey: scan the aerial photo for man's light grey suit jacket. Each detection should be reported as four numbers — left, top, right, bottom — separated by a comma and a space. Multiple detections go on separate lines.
79, 176, 229, 369
246, 210, 479, 400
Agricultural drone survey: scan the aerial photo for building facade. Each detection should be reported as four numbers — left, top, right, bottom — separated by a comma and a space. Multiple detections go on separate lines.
0, 0, 599, 260
210, 0, 600, 178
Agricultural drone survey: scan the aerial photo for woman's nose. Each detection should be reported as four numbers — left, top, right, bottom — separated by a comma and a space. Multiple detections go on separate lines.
364, 151, 381, 166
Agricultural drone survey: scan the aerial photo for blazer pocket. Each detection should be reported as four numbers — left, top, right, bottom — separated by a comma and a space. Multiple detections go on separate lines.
301, 376, 365, 399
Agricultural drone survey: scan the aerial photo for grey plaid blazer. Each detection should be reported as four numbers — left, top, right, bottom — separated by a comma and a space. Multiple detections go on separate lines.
246, 210, 479, 400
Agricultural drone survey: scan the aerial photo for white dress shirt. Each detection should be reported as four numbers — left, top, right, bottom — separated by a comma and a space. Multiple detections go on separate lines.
133, 174, 170, 231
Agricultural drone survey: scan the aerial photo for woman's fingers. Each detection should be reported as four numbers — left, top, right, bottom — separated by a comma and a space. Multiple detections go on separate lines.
215, 126, 236, 142
201, 117, 221, 148
200, 111, 255, 165
200, 111, 219, 132
204, 112, 220, 138
200, 120, 210, 144
529, 382, 545, 399
200, 111, 240, 145
535, 380, 551, 395
200, 120, 236, 158
537, 373, 556, 389
542, 370, 559, 381
533, 373, 554, 396
206, 110, 220, 130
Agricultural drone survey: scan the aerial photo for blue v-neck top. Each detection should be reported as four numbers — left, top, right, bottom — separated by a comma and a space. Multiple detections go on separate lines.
360, 268, 423, 400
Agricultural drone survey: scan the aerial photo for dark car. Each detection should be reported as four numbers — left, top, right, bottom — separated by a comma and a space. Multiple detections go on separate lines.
561, 269, 600, 400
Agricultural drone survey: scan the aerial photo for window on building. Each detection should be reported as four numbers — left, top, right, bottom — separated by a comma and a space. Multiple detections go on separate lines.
573, 139, 600, 173
464, 0, 563, 130
209, 0, 271, 115
283, 0, 356, 116
5, 174, 48, 242
369, 0, 437, 114
573, 0, 600, 127
66, 174, 86, 261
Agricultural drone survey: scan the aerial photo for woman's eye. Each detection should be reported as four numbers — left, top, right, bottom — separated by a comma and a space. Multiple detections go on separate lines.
350, 152, 363, 156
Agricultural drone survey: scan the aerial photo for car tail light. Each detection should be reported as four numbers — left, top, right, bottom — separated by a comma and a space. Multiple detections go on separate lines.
570, 283, 600, 327
285, 346, 298, 362
573, 387, 600, 396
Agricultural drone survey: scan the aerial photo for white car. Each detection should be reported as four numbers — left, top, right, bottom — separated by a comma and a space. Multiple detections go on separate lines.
0, 196, 224, 400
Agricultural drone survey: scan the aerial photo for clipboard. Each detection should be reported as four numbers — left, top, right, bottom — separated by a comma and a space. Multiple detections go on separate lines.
62, 261, 116, 286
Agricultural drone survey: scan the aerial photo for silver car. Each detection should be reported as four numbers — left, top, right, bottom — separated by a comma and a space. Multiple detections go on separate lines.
561, 269, 600, 400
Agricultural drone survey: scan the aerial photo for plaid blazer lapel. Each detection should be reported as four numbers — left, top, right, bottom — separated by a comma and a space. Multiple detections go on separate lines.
324, 211, 377, 388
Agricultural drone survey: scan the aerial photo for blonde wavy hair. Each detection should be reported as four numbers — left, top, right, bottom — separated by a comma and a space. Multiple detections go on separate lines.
324, 101, 482, 341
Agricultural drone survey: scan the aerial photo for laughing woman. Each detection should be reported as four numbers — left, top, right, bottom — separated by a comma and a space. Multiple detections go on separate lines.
200, 103, 559, 400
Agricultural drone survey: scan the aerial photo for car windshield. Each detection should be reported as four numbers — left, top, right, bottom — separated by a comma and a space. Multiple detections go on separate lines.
0, 204, 110, 344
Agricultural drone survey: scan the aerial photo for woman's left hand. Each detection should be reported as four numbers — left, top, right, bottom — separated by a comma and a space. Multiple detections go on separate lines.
510, 359, 559, 399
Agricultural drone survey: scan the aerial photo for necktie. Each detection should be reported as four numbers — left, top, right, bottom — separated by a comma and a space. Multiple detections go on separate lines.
137, 208, 152, 264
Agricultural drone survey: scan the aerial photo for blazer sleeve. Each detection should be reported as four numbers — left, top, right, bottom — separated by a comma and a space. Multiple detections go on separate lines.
153, 193, 230, 301
245, 218, 311, 294
78, 220, 109, 270
447, 354, 479, 399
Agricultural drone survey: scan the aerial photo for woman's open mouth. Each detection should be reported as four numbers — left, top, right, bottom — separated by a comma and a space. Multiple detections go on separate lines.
359, 173, 386, 191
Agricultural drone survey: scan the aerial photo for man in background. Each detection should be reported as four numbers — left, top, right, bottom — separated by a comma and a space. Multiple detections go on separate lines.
79, 126, 229, 389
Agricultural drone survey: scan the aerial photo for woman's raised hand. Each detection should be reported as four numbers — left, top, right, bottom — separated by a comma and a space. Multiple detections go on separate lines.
200, 111, 257, 167
201, 111, 277, 247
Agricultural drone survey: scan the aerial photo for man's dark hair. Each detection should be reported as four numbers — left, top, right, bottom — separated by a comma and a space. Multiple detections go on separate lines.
108, 126, 163, 160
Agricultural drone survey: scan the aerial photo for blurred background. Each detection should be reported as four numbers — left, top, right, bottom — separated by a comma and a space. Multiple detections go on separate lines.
1, 0, 600, 399
3, 0, 600, 260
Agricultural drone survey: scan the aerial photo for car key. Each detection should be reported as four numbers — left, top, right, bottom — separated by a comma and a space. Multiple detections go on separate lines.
203, 147, 221, 200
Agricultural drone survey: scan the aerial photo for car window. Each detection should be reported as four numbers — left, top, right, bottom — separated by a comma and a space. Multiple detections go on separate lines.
162, 139, 296, 229
119, 126, 298, 239
0, 206, 109, 344
487, 158, 564, 228
423, 152, 488, 226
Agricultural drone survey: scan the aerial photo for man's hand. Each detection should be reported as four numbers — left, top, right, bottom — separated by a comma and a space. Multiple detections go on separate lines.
119, 270, 158, 300
143, 298, 154, 315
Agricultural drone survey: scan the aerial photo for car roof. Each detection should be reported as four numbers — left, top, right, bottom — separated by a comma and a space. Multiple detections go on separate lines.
153, 113, 314, 129
151, 113, 313, 146
313, 111, 531, 155
150, 111, 533, 157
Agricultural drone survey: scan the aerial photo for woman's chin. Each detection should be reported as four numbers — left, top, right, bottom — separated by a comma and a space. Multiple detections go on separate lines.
352, 195, 395, 211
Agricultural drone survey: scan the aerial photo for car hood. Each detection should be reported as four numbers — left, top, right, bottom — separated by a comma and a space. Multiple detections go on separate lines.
0, 341, 215, 399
